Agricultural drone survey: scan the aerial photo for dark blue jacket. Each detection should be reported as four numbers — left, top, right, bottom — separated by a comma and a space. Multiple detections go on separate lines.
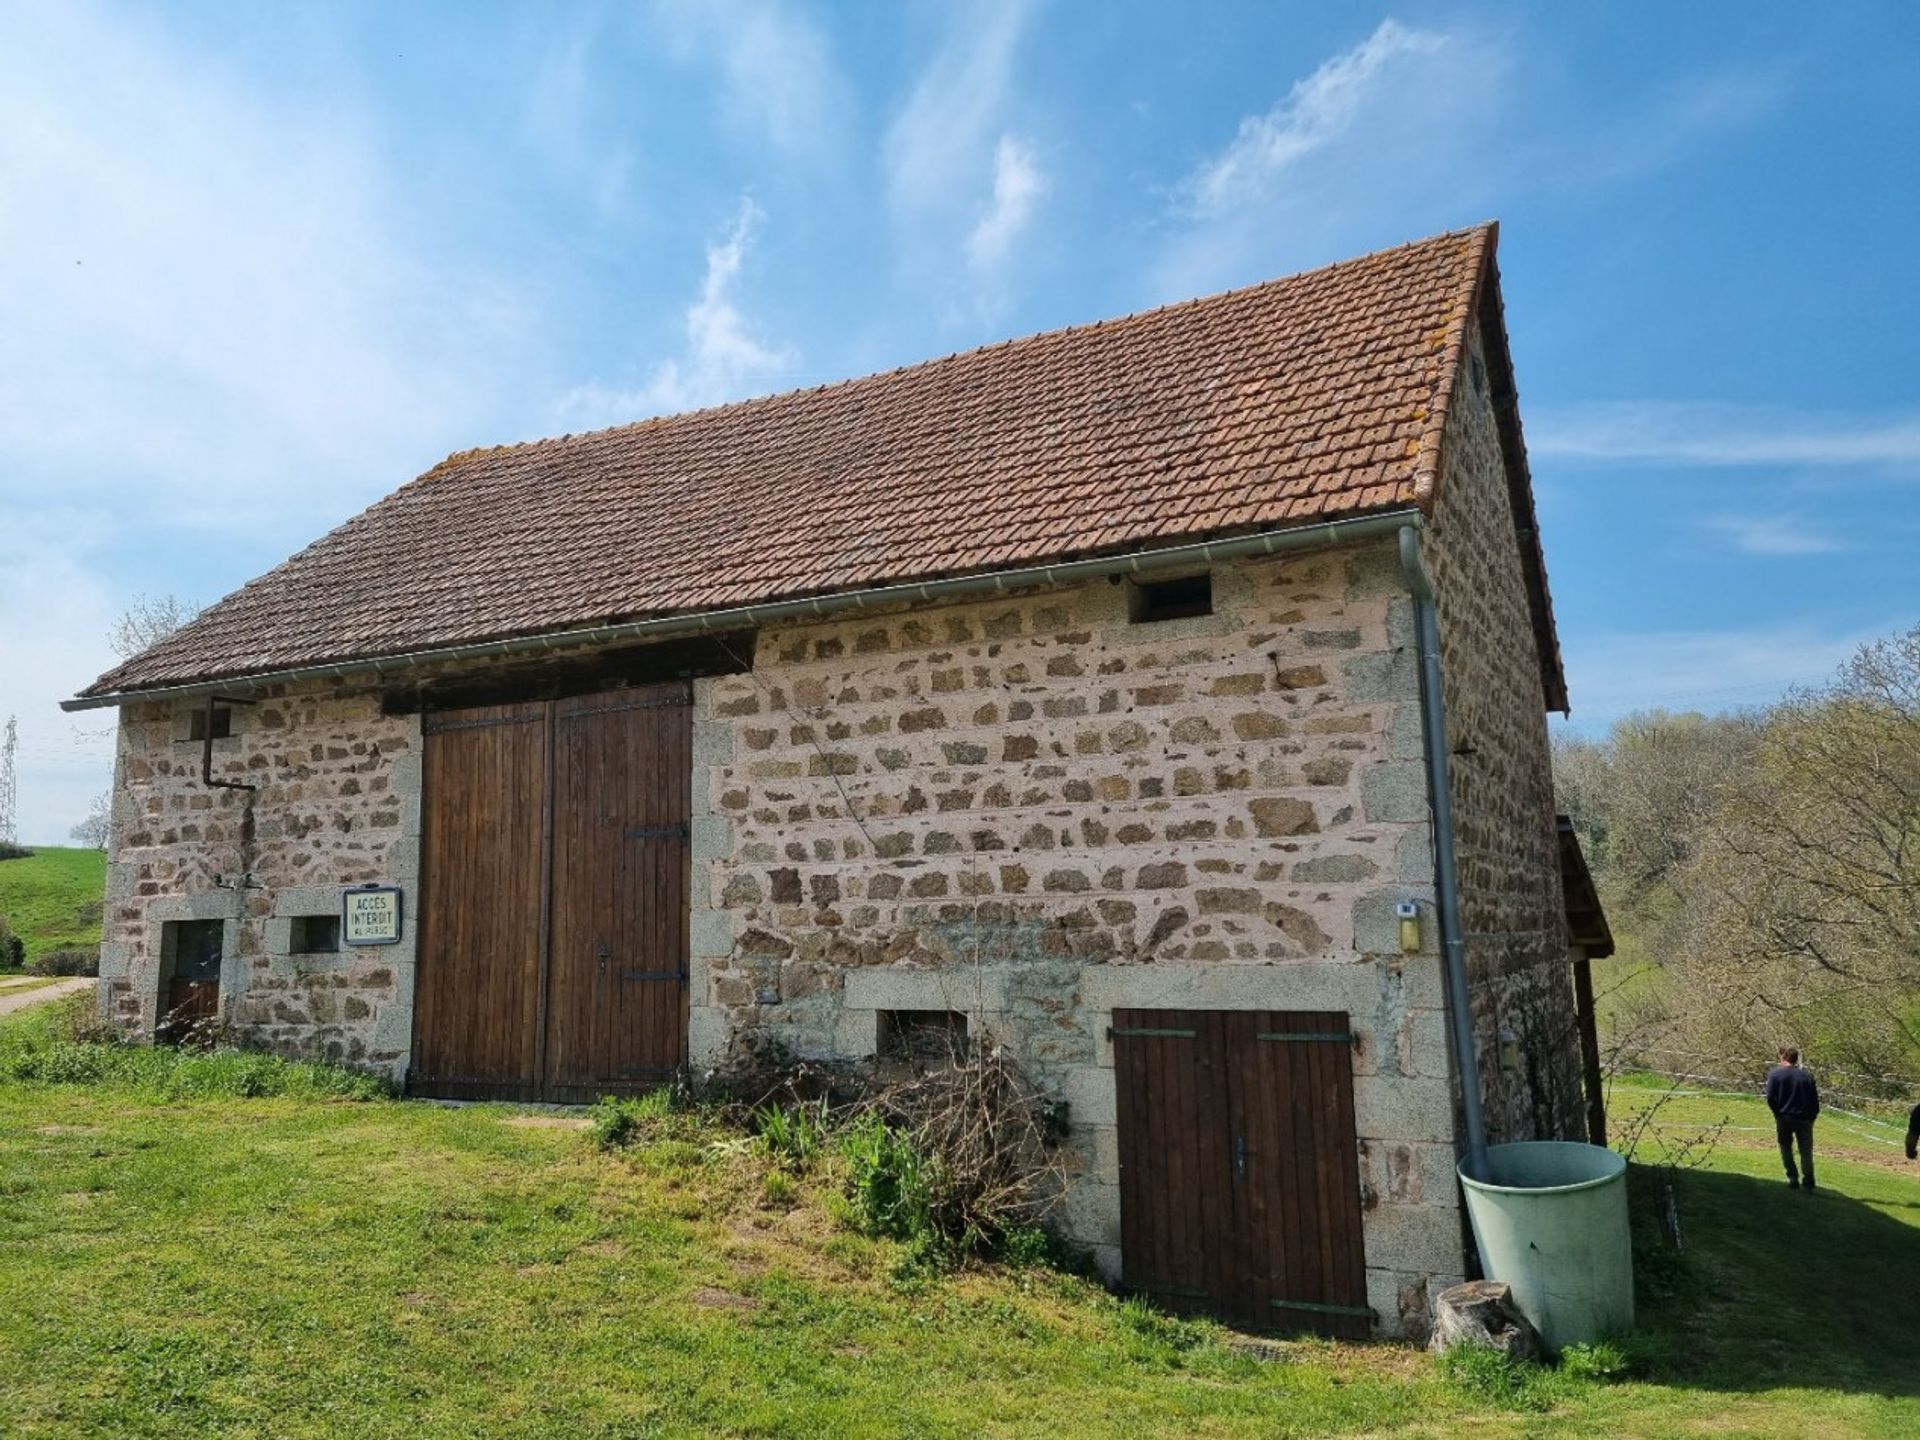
1765, 1064, 1820, 1122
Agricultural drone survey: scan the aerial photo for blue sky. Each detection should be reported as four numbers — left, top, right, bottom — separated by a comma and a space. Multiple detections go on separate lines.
2, 1, 1916, 841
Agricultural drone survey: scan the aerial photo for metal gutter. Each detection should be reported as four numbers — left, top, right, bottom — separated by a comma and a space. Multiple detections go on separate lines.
63, 510, 1425, 712
1396, 523, 1491, 1181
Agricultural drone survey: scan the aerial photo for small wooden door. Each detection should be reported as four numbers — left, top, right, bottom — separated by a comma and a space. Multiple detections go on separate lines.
1112, 1008, 1370, 1338
412, 684, 690, 1102
161, 918, 224, 1041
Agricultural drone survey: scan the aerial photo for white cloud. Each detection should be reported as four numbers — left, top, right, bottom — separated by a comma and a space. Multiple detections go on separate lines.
647, 0, 847, 160
1153, 19, 1503, 299
0, 2, 532, 537
1708, 515, 1845, 557
0, 1, 544, 840
967, 135, 1048, 272
0, 537, 120, 845
1530, 402, 1920, 471
1183, 20, 1444, 215
1557, 621, 1882, 730
558, 198, 795, 425
883, 0, 1043, 312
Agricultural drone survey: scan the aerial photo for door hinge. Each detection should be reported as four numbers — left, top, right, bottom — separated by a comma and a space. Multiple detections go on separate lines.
1108, 1026, 1197, 1039
622, 822, 691, 842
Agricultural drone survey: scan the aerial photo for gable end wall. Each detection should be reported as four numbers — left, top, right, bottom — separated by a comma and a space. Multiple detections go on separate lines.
1424, 317, 1585, 1144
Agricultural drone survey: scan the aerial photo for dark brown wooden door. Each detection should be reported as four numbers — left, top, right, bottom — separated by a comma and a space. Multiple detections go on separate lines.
1112, 1008, 1370, 1338
411, 685, 690, 1102
413, 703, 550, 1099
545, 683, 691, 1101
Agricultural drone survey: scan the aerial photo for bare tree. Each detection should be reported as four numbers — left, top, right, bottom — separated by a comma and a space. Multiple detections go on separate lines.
69, 792, 111, 850
108, 594, 199, 660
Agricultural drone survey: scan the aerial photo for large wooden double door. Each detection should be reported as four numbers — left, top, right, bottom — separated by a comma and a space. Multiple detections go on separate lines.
1111, 1008, 1371, 1338
411, 682, 691, 1102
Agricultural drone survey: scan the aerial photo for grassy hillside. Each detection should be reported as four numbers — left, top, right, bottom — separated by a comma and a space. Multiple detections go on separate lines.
1, 1003, 1916, 1438
0, 845, 107, 968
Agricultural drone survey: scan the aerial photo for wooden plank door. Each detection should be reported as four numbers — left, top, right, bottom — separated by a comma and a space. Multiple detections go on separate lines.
544, 682, 691, 1101
412, 702, 550, 1100
1113, 1008, 1370, 1338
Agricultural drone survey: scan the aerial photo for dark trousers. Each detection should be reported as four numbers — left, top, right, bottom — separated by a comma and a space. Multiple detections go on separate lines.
1776, 1116, 1815, 1185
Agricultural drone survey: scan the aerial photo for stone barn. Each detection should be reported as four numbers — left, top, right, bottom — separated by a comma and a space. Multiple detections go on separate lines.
68, 223, 1602, 1339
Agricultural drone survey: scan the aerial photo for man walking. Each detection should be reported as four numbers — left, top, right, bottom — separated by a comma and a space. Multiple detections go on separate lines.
1764, 1047, 1820, 1190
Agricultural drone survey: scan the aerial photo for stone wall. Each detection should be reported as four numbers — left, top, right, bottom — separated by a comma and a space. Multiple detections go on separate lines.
687, 543, 1470, 1334
1424, 317, 1585, 1144
99, 688, 420, 1078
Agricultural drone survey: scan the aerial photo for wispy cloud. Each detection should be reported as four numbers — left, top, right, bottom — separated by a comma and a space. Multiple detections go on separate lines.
1153, 19, 1503, 298
1530, 402, 1920, 470
646, 0, 847, 161
1559, 620, 1882, 728
559, 198, 795, 425
1709, 514, 1846, 557
1546, 67, 1786, 189
0, 0, 543, 840
1183, 20, 1444, 215
967, 135, 1048, 272
883, 0, 1044, 314
0, 2, 530, 535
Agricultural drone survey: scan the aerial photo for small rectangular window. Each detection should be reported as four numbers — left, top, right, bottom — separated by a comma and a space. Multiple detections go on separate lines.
879, 1010, 969, 1064
186, 706, 232, 741
289, 914, 340, 955
1130, 573, 1213, 624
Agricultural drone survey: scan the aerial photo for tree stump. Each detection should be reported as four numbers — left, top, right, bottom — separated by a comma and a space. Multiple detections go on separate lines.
1427, 1280, 1542, 1362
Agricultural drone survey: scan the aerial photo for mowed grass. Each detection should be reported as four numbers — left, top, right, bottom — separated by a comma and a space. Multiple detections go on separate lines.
0, 845, 107, 966
2, 1010, 1917, 1439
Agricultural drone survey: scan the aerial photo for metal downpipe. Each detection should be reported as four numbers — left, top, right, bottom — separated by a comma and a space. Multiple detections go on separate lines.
1397, 524, 1490, 1181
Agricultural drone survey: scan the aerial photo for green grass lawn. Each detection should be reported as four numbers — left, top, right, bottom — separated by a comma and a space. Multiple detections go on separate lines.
0, 845, 107, 967
1, 1004, 1916, 1439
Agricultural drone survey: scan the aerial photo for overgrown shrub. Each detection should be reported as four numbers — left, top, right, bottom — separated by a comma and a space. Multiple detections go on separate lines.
0, 841, 33, 861
0, 991, 389, 1100
754, 1100, 827, 1170
851, 1046, 1066, 1256
0, 917, 23, 970
840, 1113, 939, 1245
590, 1089, 677, 1150
26, 947, 97, 977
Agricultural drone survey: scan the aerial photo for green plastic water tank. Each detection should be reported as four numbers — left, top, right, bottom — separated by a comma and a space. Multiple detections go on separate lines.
1457, 1141, 1633, 1354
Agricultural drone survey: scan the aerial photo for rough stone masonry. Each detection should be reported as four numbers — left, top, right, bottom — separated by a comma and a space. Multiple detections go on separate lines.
95, 332, 1581, 1343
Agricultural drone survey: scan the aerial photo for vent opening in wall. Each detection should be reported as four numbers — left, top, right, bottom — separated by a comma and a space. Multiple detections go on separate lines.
186, 706, 232, 742
1129, 573, 1213, 624
290, 914, 340, 955
879, 1010, 969, 1065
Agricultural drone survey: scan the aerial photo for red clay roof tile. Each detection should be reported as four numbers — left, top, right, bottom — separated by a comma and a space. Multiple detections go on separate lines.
84, 223, 1539, 699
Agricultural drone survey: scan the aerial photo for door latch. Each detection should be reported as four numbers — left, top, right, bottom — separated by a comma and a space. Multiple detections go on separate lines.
597, 941, 610, 973
1233, 1132, 1248, 1180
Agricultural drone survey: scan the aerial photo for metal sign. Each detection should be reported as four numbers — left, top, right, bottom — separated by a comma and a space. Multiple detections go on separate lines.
341, 885, 404, 946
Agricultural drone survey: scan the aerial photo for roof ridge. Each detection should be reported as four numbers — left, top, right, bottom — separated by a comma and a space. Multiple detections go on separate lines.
418, 222, 1499, 474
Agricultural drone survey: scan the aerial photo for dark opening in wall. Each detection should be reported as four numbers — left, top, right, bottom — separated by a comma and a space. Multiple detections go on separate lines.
879, 1010, 969, 1064
186, 706, 232, 742
1129, 573, 1213, 624
290, 914, 340, 955
160, 918, 223, 1039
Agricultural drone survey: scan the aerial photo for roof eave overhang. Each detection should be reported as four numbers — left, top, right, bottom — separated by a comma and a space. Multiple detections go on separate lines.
64, 509, 1429, 712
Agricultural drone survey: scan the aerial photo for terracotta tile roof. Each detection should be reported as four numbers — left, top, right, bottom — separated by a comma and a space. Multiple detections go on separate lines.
82, 223, 1551, 700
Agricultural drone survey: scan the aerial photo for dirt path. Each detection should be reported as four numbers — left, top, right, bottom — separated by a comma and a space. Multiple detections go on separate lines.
0, 977, 90, 1019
